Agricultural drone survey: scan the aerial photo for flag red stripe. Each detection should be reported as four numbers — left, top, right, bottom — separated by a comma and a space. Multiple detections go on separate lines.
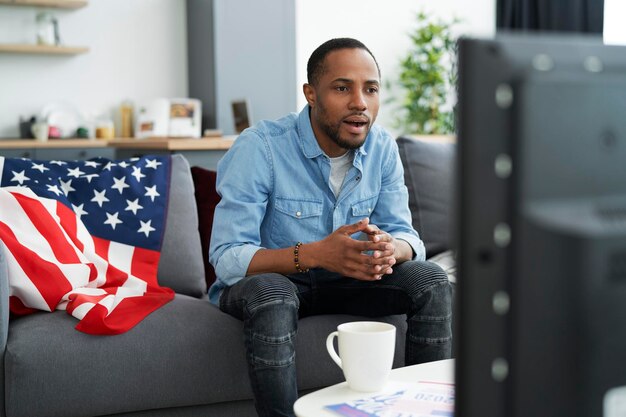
65, 292, 109, 315
0, 221, 73, 311
93, 237, 128, 288
56, 199, 83, 252
74, 290, 174, 335
12, 192, 81, 264
54, 202, 99, 282
9, 295, 38, 315
130, 246, 160, 284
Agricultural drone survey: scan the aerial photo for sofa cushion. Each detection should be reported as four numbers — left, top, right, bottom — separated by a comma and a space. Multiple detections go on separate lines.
190, 166, 221, 288
5, 295, 406, 417
157, 155, 206, 297
397, 136, 456, 258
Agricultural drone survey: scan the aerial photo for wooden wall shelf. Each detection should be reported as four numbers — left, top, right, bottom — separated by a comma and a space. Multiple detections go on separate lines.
0, 0, 87, 9
0, 137, 236, 151
108, 137, 236, 151
0, 43, 89, 54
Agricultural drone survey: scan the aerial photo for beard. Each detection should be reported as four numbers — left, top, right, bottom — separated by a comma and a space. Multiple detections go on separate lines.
315, 102, 371, 150
318, 119, 367, 150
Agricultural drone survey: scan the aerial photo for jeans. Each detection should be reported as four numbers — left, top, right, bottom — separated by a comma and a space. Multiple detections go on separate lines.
219, 260, 452, 417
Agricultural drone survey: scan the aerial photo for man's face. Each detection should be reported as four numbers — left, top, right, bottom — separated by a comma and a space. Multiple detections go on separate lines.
304, 48, 380, 157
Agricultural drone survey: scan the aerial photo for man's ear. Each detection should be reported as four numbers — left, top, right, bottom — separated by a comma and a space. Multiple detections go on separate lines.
303, 83, 316, 107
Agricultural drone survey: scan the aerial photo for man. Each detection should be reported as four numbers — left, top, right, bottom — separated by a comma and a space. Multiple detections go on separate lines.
209, 38, 452, 417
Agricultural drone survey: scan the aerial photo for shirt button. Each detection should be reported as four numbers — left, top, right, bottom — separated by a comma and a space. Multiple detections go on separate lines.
296, 211, 301, 217
368, 208, 372, 213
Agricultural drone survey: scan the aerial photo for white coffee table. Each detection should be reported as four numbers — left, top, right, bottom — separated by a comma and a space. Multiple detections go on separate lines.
294, 359, 454, 417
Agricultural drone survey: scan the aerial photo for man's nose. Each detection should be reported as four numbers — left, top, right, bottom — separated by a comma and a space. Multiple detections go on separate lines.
349, 90, 367, 111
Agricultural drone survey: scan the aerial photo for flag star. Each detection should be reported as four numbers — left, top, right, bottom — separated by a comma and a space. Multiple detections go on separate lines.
50, 160, 67, 166
91, 189, 110, 207
31, 162, 49, 173
10, 170, 30, 185
67, 167, 85, 178
59, 178, 76, 195
104, 212, 123, 230
72, 203, 88, 219
103, 161, 117, 171
46, 184, 63, 196
118, 161, 130, 168
125, 198, 143, 215
137, 220, 156, 237
81, 173, 99, 183
144, 185, 160, 202
131, 166, 146, 182
84, 160, 101, 168
111, 176, 130, 194
145, 158, 162, 170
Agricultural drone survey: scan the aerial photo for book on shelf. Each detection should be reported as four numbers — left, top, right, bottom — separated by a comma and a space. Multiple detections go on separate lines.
325, 380, 454, 417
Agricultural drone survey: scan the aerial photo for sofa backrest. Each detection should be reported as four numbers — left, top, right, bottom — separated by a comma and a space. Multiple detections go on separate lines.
397, 136, 456, 258
156, 154, 207, 297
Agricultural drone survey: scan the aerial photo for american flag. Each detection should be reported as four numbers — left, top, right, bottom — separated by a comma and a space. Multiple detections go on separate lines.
0, 155, 174, 335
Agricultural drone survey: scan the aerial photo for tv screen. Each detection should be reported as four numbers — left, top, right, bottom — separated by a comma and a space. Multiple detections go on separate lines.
455, 33, 626, 417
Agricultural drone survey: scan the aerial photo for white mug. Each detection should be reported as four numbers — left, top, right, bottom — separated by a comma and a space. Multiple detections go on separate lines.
326, 321, 396, 392
31, 122, 49, 142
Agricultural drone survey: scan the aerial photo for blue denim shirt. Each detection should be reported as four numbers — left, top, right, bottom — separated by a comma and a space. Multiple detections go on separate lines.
208, 106, 425, 304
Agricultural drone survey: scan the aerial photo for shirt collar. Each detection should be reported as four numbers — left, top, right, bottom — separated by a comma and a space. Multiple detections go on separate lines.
297, 105, 368, 159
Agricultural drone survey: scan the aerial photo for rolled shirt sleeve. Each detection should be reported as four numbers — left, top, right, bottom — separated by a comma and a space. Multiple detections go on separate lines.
208, 132, 272, 303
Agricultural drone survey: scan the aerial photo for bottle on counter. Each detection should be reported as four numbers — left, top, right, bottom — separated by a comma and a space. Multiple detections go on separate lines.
120, 100, 134, 138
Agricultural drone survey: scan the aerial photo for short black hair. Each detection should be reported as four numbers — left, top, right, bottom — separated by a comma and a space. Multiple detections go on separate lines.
306, 38, 381, 86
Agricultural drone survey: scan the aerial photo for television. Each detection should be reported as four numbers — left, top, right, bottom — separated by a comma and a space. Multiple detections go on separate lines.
455, 34, 626, 417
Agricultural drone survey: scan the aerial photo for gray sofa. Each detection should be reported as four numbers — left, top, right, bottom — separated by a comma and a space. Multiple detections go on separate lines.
0, 136, 455, 417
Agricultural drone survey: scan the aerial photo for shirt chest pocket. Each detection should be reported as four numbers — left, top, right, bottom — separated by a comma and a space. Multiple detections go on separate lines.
350, 195, 378, 219
271, 198, 324, 246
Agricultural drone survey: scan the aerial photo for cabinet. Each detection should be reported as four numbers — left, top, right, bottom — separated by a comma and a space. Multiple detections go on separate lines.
1, 148, 113, 160
0, 140, 114, 160
0, 0, 89, 55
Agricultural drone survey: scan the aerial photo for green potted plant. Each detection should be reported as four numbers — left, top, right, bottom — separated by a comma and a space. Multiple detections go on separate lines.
387, 11, 459, 135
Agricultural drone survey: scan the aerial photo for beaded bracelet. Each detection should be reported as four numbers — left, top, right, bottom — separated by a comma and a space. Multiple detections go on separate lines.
294, 242, 309, 273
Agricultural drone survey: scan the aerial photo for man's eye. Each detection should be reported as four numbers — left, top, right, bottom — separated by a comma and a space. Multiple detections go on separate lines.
336, 86, 348, 92
367, 87, 379, 94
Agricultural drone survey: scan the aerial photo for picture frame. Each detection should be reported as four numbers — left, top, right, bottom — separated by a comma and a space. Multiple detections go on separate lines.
231, 99, 252, 134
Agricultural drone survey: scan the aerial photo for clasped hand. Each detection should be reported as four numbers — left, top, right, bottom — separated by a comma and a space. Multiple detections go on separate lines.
318, 217, 397, 281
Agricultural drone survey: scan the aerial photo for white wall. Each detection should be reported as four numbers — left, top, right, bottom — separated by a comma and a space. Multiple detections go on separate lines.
0, 0, 187, 138
295, 0, 496, 136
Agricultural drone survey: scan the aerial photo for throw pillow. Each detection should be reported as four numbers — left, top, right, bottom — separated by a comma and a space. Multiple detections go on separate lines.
397, 136, 456, 258
190, 166, 221, 289
157, 155, 207, 297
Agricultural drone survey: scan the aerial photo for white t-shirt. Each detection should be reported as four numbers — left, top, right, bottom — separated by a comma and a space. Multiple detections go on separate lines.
329, 150, 354, 197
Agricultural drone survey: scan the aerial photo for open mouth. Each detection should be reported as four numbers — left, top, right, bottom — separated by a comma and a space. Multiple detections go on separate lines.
344, 121, 368, 128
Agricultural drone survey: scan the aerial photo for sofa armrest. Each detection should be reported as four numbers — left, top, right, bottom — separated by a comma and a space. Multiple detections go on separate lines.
0, 241, 9, 354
